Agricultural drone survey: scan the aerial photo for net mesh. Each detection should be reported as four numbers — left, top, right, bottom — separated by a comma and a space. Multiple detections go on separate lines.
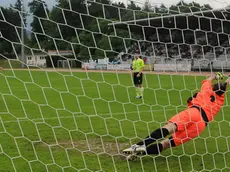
0, 0, 230, 171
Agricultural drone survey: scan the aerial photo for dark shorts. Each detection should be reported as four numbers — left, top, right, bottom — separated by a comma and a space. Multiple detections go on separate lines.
133, 72, 143, 85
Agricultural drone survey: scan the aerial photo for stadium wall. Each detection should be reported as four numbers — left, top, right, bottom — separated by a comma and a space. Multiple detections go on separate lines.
192, 59, 230, 71
81, 59, 230, 71
153, 59, 230, 72
153, 64, 192, 72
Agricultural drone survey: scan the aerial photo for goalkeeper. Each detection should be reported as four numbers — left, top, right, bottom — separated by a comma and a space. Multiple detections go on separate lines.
123, 72, 228, 158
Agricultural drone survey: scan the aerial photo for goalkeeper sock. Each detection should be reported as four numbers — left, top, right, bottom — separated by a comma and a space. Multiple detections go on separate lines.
136, 128, 169, 146
145, 143, 163, 155
136, 87, 140, 96
140, 87, 144, 97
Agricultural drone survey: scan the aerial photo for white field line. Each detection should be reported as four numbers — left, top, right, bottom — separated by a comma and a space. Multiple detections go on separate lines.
2, 68, 218, 76
1, 108, 183, 124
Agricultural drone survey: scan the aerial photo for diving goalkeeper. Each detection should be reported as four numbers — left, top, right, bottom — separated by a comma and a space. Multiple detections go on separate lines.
123, 72, 228, 159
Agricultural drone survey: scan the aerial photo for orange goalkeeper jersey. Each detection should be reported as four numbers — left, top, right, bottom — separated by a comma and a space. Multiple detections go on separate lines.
189, 80, 225, 122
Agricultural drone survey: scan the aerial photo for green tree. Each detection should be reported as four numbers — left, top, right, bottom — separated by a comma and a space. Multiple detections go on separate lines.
47, 0, 88, 51
0, 6, 21, 54
13, 0, 27, 25
94, 35, 111, 57
127, 1, 141, 10
203, 4, 212, 10
169, 5, 179, 14
13, 0, 31, 54
188, 1, 201, 12
177, 1, 190, 13
158, 4, 168, 14
78, 31, 95, 56
112, 2, 126, 8
142, 0, 152, 12
28, 0, 49, 46
120, 1, 141, 21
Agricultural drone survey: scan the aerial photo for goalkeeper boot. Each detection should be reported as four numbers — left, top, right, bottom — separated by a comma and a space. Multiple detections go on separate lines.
123, 144, 146, 155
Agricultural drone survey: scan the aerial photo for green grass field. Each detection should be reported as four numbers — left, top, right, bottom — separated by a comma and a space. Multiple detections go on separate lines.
0, 70, 230, 172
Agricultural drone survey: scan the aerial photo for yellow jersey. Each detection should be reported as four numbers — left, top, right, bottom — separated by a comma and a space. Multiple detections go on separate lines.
132, 58, 144, 72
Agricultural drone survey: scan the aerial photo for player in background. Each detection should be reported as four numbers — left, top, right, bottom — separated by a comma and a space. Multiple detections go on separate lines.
132, 52, 145, 99
123, 72, 228, 160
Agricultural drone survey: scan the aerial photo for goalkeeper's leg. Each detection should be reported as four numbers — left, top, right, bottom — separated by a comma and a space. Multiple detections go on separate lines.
143, 137, 176, 155
124, 108, 206, 156
144, 114, 206, 155
123, 122, 177, 154
136, 122, 176, 146
125, 137, 175, 160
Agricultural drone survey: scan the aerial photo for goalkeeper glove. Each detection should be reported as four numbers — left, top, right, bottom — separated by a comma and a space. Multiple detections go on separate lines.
215, 72, 224, 80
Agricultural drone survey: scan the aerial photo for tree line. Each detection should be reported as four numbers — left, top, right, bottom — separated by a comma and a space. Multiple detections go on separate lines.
0, 0, 214, 59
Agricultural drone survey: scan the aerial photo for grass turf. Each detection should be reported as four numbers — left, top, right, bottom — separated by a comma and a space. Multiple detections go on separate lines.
0, 70, 230, 172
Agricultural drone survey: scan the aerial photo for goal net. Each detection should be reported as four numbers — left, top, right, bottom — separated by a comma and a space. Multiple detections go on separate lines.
0, 0, 230, 171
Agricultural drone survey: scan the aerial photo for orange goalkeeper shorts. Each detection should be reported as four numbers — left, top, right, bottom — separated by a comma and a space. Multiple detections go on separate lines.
168, 108, 206, 146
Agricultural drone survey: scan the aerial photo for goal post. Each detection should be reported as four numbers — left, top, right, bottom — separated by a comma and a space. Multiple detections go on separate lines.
0, 0, 230, 171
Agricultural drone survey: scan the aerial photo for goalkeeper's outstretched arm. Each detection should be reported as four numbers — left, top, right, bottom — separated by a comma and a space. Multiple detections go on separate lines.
206, 74, 216, 81
206, 72, 223, 81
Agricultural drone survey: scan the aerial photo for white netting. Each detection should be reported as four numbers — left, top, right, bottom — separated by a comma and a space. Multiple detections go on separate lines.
0, 0, 230, 171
